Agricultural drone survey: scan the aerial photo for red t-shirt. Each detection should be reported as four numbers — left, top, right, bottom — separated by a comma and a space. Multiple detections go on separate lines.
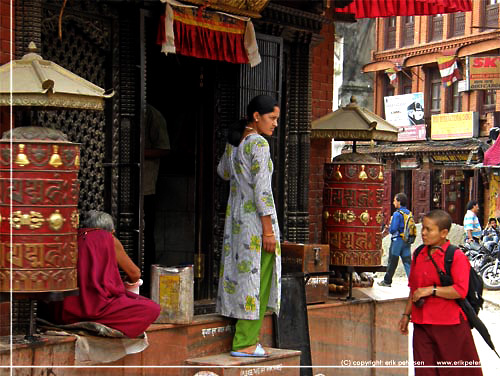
408, 241, 470, 325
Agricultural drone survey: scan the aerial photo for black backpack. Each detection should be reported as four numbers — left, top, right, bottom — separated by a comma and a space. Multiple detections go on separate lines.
413, 244, 484, 314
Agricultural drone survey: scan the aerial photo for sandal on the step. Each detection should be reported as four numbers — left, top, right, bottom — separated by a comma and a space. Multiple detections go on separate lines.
230, 343, 269, 358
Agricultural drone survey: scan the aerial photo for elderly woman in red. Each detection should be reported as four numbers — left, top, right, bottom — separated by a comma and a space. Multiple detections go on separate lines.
399, 209, 482, 376
46, 210, 161, 338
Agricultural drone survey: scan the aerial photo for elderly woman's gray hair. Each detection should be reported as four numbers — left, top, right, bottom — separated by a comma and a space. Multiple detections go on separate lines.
81, 210, 115, 232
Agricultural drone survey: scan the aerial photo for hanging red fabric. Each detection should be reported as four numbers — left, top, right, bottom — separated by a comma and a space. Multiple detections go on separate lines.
335, 0, 472, 18
165, 5, 249, 64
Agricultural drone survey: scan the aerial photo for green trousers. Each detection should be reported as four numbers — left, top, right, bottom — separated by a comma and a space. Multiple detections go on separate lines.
232, 250, 275, 351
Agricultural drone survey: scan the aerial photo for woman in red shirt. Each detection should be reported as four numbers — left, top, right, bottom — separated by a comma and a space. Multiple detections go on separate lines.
399, 209, 482, 376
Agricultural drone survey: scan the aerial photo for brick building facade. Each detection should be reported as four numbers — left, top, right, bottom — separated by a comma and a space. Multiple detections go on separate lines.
362, 0, 499, 226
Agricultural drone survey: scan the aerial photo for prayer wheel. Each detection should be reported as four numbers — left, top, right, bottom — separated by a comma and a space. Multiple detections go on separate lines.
0, 127, 79, 293
323, 153, 384, 267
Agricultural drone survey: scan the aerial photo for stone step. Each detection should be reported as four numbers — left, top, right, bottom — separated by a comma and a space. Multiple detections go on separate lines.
184, 347, 301, 376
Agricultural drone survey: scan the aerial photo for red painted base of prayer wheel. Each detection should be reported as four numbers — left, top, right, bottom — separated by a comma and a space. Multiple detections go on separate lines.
0, 134, 80, 293
323, 153, 384, 267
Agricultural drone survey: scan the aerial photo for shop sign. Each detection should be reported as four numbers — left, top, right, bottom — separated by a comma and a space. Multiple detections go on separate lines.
466, 56, 500, 90
384, 93, 427, 142
430, 154, 477, 164
431, 111, 478, 140
399, 157, 419, 169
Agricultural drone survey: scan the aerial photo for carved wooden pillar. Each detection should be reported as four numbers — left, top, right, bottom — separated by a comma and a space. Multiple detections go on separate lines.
286, 38, 312, 243
117, 8, 140, 264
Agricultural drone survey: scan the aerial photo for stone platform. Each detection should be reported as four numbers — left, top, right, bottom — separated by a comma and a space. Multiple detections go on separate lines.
0, 284, 409, 376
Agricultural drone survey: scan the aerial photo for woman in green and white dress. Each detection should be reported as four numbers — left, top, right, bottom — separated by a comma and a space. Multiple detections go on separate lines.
216, 95, 282, 357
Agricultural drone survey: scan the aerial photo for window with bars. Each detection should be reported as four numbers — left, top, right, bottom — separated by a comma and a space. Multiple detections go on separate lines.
429, 14, 444, 41
483, 89, 497, 114
485, 0, 500, 29
401, 16, 414, 46
385, 17, 397, 49
449, 12, 465, 37
429, 69, 441, 115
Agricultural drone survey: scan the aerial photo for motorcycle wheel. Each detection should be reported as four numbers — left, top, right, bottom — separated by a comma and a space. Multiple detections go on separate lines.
481, 263, 500, 290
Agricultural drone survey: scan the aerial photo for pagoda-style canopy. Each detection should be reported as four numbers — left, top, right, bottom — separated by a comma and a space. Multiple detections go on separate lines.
178, 0, 271, 18
311, 97, 399, 142
0, 42, 113, 110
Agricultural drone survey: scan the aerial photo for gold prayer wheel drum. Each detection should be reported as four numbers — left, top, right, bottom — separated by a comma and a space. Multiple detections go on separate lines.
0, 127, 80, 293
323, 153, 384, 267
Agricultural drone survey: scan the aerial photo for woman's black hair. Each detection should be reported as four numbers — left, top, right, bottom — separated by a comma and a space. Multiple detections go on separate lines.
227, 95, 278, 146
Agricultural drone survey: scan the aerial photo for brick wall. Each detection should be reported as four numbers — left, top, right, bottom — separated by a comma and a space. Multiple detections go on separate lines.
0, 0, 13, 336
309, 8, 334, 243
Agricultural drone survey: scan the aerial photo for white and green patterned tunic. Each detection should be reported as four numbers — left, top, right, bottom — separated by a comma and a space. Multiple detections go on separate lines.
216, 134, 281, 320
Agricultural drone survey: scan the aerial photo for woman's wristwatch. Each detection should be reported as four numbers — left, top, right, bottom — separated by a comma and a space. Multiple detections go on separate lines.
432, 284, 437, 296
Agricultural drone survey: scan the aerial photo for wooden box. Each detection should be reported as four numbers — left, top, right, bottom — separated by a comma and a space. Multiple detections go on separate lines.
281, 243, 330, 273
281, 243, 330, 304
305, 275, 329, 304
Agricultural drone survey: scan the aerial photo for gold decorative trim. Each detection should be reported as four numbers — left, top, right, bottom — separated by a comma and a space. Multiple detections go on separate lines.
359, 165, 368, 181
75, 154, 80, 167
332, 210, 356, 223
378, 166, 384, 181
359, 211, 371, 225
47, 210, 65, 231
310, 129, 398, 142
49, 145, 63, 168
334, 165, 342, 180
376, 211, 383, 224
0, 93, 104, 110
70, 210, 79, 229
10, 210, 44, 229
15, 144, 30, 166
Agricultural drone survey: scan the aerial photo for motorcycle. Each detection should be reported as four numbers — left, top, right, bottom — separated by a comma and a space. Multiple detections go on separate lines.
481, 249, 500, 290
460, 241, 496, 274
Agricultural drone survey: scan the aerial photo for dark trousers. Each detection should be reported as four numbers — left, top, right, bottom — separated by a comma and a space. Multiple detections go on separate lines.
413, 317, 482, 376
143, 194, 157, 297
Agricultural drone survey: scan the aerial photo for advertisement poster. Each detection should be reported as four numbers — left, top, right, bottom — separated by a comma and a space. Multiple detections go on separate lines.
384, 93, 427, 142
467, 56, 500, 90
431, 111, 479, 140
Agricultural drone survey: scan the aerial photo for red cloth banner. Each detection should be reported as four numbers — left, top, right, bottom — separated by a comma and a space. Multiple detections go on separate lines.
158, 3, 254, 65
334, 0, 472, 18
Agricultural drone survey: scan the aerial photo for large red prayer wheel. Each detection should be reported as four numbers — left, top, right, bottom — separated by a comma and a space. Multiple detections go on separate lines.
0, 127, 80, 293
323, 153, 384, 267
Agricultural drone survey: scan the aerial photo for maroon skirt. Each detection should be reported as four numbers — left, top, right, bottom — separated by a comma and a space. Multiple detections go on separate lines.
413, 317, 482, 376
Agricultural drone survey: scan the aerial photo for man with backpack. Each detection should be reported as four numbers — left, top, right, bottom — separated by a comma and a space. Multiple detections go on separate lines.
378, 192, 413, 287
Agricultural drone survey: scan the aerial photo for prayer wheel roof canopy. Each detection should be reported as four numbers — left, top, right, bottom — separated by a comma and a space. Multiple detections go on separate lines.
311, 97, 399, 142
0, 42, 113, 110
168, 0, 271, 18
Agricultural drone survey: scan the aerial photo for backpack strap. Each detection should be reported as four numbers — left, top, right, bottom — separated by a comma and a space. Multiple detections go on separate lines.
443, 244, 458, 277
412, 244, 426, 265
